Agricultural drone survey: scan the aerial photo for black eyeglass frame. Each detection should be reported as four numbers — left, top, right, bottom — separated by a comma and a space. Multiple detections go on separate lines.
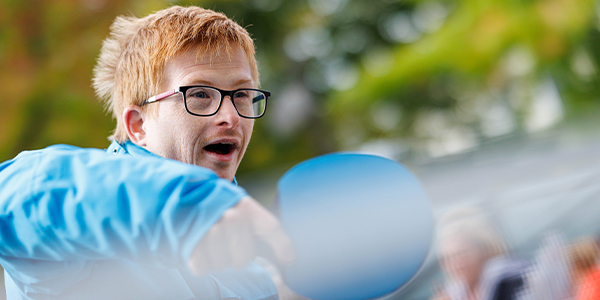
143, 85, 270, 119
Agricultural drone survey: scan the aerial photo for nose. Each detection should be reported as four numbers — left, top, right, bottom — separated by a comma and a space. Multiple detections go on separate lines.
214, 96, 240, 127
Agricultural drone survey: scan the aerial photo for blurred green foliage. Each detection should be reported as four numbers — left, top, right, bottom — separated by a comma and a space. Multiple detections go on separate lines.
1, 0, 599, 174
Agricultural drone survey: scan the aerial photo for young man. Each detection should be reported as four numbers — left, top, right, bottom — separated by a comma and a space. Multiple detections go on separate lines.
0, 6, 294, 300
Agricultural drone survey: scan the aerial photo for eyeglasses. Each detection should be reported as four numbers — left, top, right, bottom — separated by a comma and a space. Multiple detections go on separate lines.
143, 86, 270, 119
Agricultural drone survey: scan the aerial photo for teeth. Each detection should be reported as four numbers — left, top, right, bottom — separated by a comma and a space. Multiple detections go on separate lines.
215, 142, 234, 147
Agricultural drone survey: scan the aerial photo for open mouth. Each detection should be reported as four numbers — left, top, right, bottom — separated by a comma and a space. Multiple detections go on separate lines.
203, 142, 236, 155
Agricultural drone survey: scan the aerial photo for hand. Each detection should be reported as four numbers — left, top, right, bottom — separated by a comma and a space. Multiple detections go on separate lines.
188, 196, 295, 274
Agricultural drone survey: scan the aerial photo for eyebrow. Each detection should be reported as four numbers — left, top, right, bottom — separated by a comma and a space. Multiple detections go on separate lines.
233, 78, 254, 86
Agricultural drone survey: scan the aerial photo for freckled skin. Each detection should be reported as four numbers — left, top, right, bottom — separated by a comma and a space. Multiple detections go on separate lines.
141, 43, 255, 181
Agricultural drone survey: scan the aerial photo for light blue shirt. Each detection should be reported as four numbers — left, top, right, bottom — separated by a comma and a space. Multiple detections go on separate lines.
0, 141, 278, 300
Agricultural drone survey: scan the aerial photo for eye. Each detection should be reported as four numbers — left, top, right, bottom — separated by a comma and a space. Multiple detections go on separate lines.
189, 91, 209, 99
186, 87, 218, 99
233, 91, 250, 100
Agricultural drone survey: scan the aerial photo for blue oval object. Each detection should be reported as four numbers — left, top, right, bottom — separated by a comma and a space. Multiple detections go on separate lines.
277, 153, 433, 300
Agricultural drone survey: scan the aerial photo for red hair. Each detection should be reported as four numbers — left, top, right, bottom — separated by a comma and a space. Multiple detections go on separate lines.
93, 6, 258, 142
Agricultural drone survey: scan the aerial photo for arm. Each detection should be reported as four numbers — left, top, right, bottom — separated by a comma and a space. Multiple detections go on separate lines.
0, 144, 243, 267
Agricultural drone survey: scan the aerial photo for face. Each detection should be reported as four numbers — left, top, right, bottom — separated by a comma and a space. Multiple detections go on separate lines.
140, 43, 255, 181
439, 236, 487, 286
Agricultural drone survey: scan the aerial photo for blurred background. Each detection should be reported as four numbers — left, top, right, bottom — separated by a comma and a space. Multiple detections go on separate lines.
2, 0, 600, 170
2, 0, 600, 299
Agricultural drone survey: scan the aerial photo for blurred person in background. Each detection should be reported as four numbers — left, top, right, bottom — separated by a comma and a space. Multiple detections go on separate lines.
569, 236, 600, 300
431, 207, 527, 300
0, 5, 295, 300
517, 232, 572, 300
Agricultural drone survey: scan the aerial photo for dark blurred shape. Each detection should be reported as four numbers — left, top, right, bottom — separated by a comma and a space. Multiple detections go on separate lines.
519, 233, 572, 300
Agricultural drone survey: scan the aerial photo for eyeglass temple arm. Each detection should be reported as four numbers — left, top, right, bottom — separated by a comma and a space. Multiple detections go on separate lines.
252, 93, 267, 104
145, 89, 178, 104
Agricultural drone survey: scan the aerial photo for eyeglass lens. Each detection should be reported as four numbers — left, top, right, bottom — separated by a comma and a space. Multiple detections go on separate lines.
184, 87, 266, 117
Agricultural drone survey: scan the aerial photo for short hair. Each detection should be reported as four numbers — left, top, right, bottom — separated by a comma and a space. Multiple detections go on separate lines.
437, 206, 507, 259
93, 6, 258, 142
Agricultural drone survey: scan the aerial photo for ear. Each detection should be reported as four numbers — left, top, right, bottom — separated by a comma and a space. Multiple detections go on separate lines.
123, 106, 147, 146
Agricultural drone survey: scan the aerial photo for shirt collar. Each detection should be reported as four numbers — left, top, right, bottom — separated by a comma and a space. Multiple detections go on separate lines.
106, 140, 239, 185
107, 140, 163, 159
